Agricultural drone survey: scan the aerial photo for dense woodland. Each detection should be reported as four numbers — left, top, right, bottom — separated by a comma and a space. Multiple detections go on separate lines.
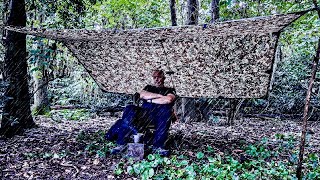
0, 0, 320, 179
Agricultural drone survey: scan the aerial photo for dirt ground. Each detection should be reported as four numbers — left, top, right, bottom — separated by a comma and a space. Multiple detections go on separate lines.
0, 115, 319, 179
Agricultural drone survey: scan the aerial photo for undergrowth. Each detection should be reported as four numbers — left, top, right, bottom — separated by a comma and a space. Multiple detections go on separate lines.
46, 108, 94, 121
116, 134, 318, 179
76, 130, 319, 179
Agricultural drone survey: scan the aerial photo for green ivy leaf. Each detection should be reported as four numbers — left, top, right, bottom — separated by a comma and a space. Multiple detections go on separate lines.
207, 145, 215, 153
180, 160, 188, 166
147, 154, 155, 161
114, 168, 123, 175
208, 156, 215, 163
96, 150, 106, 158
133, 164, 141, 174
148, 168, 154, 178
196, 152, 205, 159
127, 166, 134, 175
164, 157, 171, 165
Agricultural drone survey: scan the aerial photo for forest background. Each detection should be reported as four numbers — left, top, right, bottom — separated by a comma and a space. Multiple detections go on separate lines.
0, 0, 320, 179
1, 0, 319, 121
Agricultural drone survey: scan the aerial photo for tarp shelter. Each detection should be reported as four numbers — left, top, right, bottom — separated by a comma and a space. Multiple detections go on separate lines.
5, 10, 310, 98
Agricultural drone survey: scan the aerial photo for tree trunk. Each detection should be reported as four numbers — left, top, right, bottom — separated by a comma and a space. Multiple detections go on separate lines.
297, 2, 320, 178
169, 0, 180, 120
177, 0, 199, 122
170, 0, 177, 26
210, 0, 219, 23
31, 13, 50, 115
32, 42, 50, 115
186, 0, 199, 25
227, 99, 237, 125
1, 0, 35, 137
33, 76, 50, 115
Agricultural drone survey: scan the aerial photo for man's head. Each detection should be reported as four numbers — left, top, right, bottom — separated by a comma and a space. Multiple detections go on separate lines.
152, 70, 165, 87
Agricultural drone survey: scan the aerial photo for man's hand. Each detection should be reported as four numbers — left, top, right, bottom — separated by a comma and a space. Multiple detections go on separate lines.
140, 90, 175, 104
140, 90, 163, 100
151, 94, 175, 104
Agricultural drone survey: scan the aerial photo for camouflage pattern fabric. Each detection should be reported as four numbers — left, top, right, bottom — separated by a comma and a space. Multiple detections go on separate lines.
5, 10, 309, 98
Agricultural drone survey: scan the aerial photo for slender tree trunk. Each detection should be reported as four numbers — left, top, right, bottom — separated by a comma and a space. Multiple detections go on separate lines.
170, 0, 177, 26
178, 0, 199, 122
227, 99, 237, 125
1, 0, 35, 137
186, 0, 199, 25
32, 41, 50, 115
169, 0, 180, 119
31, 13, 50, 115
33, 73, 50, 115
179, 0, 186, 25
210, 0, 219, 23
297, 2, 320, 178
296, 39, 320, 180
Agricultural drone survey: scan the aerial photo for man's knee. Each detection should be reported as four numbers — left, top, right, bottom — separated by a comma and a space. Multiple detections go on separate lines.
122, 105, 140, 119
124, 105, 143, 115
105, 119, 122, 141
124, 104, 139, 112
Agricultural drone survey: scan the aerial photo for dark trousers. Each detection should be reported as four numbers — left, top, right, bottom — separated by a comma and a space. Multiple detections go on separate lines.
105, 103, 173, 148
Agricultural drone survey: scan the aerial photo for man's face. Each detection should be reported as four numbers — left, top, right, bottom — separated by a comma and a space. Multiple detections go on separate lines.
153, 74, 165, 87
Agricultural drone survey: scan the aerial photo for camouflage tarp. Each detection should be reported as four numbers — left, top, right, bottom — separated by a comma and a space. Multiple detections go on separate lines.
5, 10, 310, 98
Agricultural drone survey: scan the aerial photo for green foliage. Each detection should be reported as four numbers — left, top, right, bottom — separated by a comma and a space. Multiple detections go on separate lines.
196, 151, 205, 159
28, 37, 54, 66
111, 134, 319, 179
76, 130, 116, 158
50, 108, 93, 121
26, 0, 93, 28
218, 0, 315, 21
115, 153, 293, 179
83, 0, 170, 29
31, 105, 51, 116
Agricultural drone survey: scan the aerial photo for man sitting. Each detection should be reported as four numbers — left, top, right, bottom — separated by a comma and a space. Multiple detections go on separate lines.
105, 69, 176, 156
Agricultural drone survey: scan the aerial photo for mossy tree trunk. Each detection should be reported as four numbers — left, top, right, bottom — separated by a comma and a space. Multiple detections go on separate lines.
0, 0, 35, 137
31, 14, 50, 115
32, 45, 51, 115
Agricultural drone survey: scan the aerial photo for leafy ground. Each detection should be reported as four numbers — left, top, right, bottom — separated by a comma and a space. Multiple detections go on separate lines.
0, 111, 319, 179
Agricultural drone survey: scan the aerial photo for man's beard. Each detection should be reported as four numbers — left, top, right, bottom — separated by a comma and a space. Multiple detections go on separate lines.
155, 82, 164, 87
